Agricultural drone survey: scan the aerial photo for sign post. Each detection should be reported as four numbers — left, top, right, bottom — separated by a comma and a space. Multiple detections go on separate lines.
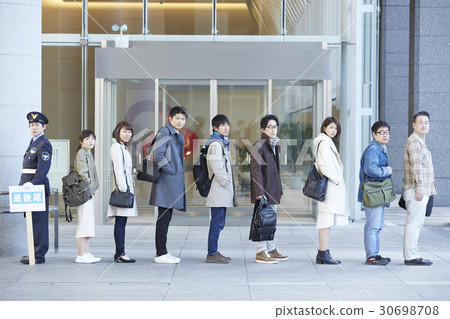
9, 185, 46, 266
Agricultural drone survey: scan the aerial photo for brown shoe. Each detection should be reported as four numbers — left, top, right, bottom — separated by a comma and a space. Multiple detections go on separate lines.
206, 252, 230, 264
269, 248, 289, 261
218, 251, 231, 261
256, 250, 278, 264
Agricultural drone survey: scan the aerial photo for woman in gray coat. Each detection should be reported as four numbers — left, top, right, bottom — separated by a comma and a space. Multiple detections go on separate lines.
149, 106, 188, 264
74, 130, 101, 264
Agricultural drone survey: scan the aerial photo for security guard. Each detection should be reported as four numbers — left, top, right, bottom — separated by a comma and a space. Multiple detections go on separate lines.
20, 112, 52, 264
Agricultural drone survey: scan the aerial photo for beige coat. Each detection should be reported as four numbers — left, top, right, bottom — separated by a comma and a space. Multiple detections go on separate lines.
206, 141, 237, 207
313, 133, 350, 216
107, 141, 138, 218
74, 147, 99, 195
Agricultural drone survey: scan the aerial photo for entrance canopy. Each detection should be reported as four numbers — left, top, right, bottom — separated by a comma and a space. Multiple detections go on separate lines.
95, 41, 332, 80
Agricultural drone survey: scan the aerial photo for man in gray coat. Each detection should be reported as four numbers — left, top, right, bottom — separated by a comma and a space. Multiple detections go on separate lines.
205, 114, 237, 263
250, 114, 288, 264
149, 106, 188, 264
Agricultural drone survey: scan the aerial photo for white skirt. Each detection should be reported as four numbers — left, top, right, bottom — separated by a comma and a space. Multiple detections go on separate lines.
316, 212, 349, 229
76, 196, 96, 238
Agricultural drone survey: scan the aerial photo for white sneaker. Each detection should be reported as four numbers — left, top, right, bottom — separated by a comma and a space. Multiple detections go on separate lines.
86, 253, 101, 263
75, 254, 95, 264
155, 253, 180, 264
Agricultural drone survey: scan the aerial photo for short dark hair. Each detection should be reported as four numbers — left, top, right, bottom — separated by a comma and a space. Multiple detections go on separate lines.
320, 117, 341, 140
169, 106, 188, 119
371, 120, 390, 134
112, 121, 133, 144
77, 130, 96, 151
260, 114, 279, 129
211, 114, 229, 130
414, 111, 430, 122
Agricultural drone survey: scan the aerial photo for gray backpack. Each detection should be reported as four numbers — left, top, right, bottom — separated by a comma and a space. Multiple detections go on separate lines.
62, 171, 91, 222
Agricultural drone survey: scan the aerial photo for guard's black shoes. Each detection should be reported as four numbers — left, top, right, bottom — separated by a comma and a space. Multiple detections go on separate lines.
404, 258, 433, 266
20, 258, 45, 264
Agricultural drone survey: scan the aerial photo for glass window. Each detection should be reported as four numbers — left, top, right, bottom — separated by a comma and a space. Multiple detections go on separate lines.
217, 81, 267, 213
42, 0, 82, 33
289, 0, 343, 36
272, 80, 315, 218
88, 0, 142, 34
42, 46, 95, 165
158, 82, 211, 214
149, 0, 212, 35
218, 0, 278, 35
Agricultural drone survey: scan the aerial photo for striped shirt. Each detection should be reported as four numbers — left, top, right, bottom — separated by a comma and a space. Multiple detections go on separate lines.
402, 132, 437, 195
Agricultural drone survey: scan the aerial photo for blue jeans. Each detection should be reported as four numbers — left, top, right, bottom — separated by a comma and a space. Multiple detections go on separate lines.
207, 207, 227, 256
364, 206, 385, 259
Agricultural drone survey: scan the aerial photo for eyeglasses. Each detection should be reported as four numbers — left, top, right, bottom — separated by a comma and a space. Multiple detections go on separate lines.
376, 130, 390, 136
266, 125, 278, 130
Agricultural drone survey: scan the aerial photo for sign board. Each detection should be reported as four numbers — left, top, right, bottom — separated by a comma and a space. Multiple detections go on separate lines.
9, 185, 46, 212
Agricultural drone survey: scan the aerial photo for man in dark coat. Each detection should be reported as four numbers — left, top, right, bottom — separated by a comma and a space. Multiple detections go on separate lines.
149, 106, 188, 264
20, 112, 52, 264
250, 114, 288, 264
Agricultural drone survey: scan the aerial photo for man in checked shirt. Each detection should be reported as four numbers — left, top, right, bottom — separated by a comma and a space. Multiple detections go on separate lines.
402, 111, 437, 266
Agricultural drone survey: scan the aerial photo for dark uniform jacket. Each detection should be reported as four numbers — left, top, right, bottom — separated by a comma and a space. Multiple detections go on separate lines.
19, 135, 53, 196
250, 132, 283, 205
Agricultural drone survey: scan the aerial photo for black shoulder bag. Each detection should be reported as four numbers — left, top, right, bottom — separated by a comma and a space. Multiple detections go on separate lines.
109, 145, 134, 208
302, 140, 328, 202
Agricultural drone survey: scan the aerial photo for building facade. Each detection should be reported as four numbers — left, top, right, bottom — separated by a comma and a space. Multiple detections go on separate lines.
4, 0, 447, 239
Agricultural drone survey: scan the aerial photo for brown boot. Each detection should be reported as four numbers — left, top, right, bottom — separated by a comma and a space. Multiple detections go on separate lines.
256, 250, 278, 264
268, 248, 289, 261
206, 252, 230, 264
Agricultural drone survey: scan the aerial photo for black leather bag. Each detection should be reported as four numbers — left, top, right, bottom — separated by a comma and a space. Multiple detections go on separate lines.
109, 146, 134, 209
249, 198, 277, 242
302, 141, 328, 202
398, 194, 434, 217
109, 186, 134, 208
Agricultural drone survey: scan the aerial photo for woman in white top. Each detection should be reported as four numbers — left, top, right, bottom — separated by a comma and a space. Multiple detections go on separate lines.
107, 121, 138, 263
313, 117, 350, 264
74, 130, 101, 264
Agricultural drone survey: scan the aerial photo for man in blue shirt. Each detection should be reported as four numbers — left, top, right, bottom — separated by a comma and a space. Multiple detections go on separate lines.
358, 120, 392, 266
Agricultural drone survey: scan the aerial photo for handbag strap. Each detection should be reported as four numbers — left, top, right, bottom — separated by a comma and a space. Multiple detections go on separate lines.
314, 140, 324, 164
111, 144, 130, 192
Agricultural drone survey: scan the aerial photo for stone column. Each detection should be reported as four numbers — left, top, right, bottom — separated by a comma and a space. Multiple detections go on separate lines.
0, 0, 41, 256
379, 0, 410, 193
409, 0, 450, 206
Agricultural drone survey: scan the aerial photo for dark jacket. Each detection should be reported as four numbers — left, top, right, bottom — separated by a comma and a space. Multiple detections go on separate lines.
149, 124, 186, 211
20, 135, 52, 196
250, 133, 282, 205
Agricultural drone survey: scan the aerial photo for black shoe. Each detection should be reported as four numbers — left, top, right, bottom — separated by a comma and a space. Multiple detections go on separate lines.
115, 256, 136, 263
404, 258, 432, 266
20, 259, 45, 265
365, 255, 390, 265
316, 249, 341, 264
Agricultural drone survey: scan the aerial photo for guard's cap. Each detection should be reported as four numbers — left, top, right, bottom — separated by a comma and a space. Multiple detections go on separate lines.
27, 112, 49, 125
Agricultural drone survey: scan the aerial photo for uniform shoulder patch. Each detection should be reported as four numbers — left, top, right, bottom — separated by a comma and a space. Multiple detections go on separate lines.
41, 152, 50, 161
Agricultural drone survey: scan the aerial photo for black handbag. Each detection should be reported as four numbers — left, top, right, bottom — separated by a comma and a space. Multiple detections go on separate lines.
398, 194, 434, 217
302, 140, 328, 202
249, 197, 277, 242
109, 145, 134, 208
137, 127, 166, 183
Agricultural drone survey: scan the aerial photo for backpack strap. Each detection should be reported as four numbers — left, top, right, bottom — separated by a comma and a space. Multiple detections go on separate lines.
65, 204, 73, 222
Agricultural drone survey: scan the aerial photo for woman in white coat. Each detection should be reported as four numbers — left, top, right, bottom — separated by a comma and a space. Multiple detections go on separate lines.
107, 121, 138, 263
313, 117, 350, 264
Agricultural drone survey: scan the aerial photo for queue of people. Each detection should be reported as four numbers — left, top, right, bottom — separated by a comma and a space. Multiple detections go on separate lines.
19, 109, 436, 267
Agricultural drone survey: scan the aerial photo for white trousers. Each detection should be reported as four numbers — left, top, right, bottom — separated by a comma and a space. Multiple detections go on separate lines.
403, 188, 429, 260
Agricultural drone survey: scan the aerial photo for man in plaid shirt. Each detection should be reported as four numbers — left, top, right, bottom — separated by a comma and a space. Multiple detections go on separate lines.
402, 111, 437, 266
